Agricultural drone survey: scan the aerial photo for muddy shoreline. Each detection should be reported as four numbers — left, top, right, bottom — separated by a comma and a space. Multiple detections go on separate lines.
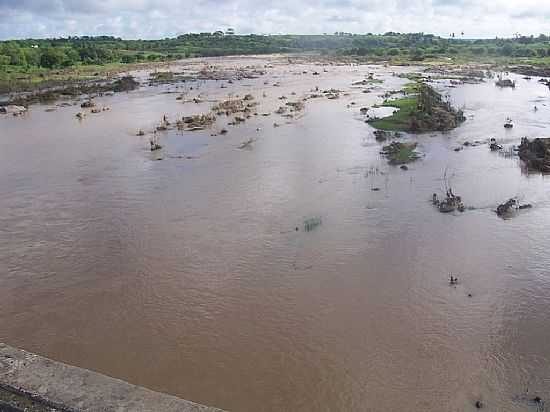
3, 56, 549, 107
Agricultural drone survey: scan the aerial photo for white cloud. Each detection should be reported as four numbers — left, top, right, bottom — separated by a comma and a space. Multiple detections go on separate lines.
0, 0, 549, 39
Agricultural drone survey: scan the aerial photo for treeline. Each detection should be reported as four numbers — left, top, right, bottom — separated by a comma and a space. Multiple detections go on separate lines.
0, 34, 296, 70
1, 33, 550, 71
0, 41, 127, 68
345, 33, 550, 60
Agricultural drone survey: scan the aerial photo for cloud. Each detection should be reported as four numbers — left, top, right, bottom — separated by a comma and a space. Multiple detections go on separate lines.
0, 0, 549, 39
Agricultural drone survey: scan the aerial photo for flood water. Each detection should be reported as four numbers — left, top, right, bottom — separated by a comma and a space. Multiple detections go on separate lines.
1, 56, 550, 411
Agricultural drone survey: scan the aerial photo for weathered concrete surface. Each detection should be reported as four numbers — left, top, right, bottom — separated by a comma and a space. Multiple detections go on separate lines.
1, 385, 59, 411
0, 343, 226, 412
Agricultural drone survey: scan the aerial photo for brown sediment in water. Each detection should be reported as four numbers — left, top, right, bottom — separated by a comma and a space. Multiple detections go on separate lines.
1, 55, 550, 412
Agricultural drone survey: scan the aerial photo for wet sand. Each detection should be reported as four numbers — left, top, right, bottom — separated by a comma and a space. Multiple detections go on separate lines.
1, 55, 550, 411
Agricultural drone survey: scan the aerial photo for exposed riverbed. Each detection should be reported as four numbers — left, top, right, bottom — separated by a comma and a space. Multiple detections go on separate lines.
1, 56, 550, 412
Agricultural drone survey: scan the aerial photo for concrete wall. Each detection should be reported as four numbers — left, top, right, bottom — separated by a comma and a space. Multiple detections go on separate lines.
0, 343, 226, 412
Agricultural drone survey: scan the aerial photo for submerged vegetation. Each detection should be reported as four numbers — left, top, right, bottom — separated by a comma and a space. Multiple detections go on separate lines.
381, 142, 420, 164
304, 217, 323, 232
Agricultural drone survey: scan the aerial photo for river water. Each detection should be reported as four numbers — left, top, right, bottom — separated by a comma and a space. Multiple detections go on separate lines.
1, 56, 550, 411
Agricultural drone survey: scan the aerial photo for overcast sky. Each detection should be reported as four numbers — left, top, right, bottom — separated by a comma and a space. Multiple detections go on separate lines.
1, 0, 550, 40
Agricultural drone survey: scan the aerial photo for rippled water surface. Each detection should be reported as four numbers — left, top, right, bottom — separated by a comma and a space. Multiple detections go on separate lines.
1, 56, 550, 411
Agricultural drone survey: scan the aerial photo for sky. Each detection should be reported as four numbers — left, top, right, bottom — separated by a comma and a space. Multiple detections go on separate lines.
1, 0, 550, 40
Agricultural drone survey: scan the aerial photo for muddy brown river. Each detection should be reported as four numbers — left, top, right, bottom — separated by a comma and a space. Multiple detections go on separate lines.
1, 56, 550, 411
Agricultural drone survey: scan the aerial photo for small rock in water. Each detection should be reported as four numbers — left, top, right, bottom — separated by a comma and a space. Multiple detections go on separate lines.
475, 400, 483, 409
400, 165, 409, 171
371, 187, 381, 192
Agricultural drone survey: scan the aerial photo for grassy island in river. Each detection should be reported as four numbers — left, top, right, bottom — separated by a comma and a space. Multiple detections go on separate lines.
369, 83, 466, 133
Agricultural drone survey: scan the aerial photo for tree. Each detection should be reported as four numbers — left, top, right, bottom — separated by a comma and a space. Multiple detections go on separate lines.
40, 47, 66, 68
121, 54, 137, 63
63, 47, 81, 65
470, 46, 486, 56
410, 48, 425, 61
10, 49, 27, 65
23, 48, 41, 66
500, 43, 514, 56
1, 42, 26, 65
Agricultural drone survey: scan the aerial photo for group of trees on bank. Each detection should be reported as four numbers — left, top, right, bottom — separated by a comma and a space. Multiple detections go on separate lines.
0, 41, 124, 69
0, 34, 297, 70
345, 33, 550, 60
1, 32, 550, 71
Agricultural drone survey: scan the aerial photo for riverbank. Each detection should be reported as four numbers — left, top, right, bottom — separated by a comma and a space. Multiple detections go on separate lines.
0, 343, 225, 412
0, 55, 272, 105
0, 385, 56, 412
2, 51, 550, 103
0, 61, 176, 95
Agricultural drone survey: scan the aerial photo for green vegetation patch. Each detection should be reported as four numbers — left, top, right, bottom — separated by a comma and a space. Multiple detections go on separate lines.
403, 81, 421, 93
382, 142, 420, 164
369, 83, 465, 133
369, 96, 418, 131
